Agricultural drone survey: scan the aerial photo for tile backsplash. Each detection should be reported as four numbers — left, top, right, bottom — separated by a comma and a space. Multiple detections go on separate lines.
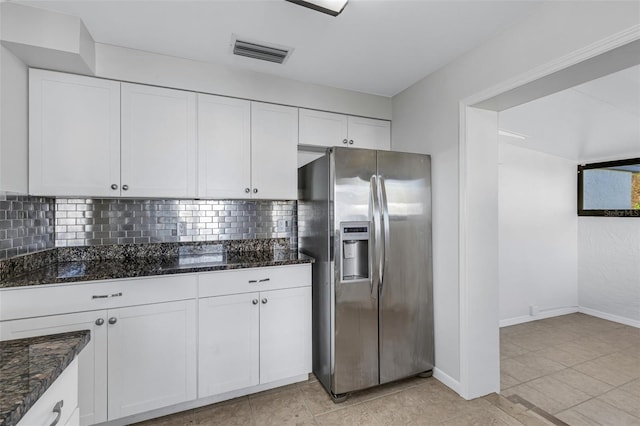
55, 199, 297, 249
0, 193, 55, 260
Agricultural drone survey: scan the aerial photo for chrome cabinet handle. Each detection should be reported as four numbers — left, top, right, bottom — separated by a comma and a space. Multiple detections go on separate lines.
92, 292, 122, 299
348, 139, 354, 145
108, 317, 117, 325
252, 299, 258, 305
49, 400, 63, 426
95, 318, 104, 326
245, 188, 250, 193
122, 185, 129, 191
258, 278, 270, 282
342, 139, 348, 145
261, 298, 268, 304
111, 184, 118, 190
253, 188, 258, 194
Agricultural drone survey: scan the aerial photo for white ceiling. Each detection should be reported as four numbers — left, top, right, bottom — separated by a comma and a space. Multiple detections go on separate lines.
499, 64, 640, 163
12, 0, 545, 97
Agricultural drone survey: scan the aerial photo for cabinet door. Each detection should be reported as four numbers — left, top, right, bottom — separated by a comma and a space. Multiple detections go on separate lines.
197, 94, 251, 199
299, 108, 348, 148
347, 116, 391, 151
107, 300, 197, 419
29, 69, 121, 197
121, 83, 197, 198
251, 102, 298, 199
198, 293, 259, 397
0, 311, 108, 426
259, 287, 312, 383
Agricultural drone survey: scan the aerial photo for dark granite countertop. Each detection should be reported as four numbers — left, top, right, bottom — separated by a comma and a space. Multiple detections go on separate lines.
0, 331, 90, 426
0, 239, 314, 288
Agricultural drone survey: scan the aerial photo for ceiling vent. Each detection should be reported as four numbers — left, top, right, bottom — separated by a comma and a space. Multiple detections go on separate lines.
232, 38, 292, 64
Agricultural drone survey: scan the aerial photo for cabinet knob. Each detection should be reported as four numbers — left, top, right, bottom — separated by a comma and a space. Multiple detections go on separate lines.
348, 139, 354, 145
253, 188, 258, 194
252, 299, 259, 305
122, 185, 129, 191
108, 317, 117, 325
261, 298, 268, 304
342, 139, 348, 145
245, 188, 250, 193
111, 184, 118, 190
95, 318, 105, 326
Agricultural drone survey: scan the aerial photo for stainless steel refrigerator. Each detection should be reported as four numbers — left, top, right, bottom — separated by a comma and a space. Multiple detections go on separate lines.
298, 146, 434, 401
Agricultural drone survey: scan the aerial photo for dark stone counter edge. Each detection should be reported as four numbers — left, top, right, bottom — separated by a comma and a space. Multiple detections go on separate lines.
0, 256, 315, 288
1, 330, 91, 426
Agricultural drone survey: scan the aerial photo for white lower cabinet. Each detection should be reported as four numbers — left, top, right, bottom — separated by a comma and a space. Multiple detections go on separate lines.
198, 270, 312, 399
0, 311, 108, 426
107, 300, 197, 419
0, 300, 197, 425
198, 292, 260, 397
259, 287, 312, 384
1, 265, 311, 424
17, 358, 79, 426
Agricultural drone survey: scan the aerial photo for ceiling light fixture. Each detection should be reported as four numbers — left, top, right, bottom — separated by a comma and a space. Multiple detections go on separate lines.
498, 129, 527, 140
286, 0, 348, 17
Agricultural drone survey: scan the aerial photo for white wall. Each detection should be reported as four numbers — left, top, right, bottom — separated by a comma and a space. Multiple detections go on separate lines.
498, 142, 578, 326
392, 1, 639, 396
579, 217, 640, 326
0, 45, 28, 193
94, 44, 391, 120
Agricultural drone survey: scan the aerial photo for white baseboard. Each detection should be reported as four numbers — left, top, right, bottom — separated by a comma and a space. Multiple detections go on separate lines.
579, 307, 640, 328
433, 367, 462, 396
499, 306, 578, 328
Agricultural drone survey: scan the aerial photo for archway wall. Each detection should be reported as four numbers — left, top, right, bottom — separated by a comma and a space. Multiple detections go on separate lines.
391, 1, 640, 398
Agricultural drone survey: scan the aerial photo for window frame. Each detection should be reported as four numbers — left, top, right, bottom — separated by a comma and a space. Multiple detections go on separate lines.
578, 157, 640, 217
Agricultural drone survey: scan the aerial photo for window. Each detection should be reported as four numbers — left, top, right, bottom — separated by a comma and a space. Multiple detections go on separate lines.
578, 157, 640, 217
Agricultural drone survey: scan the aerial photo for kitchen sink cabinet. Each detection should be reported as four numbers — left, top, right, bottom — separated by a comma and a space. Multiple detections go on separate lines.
107, 300, 197, 419
198, 286, 311, 399
298, 108, 390, 150
121, 83, 197, 198
29, 69, 121, 197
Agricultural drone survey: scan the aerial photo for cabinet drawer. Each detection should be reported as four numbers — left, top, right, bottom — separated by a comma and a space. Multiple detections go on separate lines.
0, 275, 197, 321
198, 264, 311, 298
17, 358, 78, 426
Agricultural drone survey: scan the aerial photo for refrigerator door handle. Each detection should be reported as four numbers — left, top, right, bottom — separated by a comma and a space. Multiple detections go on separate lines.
370, 174, 381, 296
378, 176, 390, 291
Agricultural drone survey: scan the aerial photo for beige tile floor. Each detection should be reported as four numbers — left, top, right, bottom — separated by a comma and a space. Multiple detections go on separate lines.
135, 313, 639, 425
500, 313, 640, 425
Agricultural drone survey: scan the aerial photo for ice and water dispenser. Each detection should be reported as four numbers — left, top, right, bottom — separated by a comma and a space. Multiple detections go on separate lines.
340, 221, 370, 282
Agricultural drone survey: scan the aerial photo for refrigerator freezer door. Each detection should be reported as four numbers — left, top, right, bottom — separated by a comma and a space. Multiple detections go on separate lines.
331, 147, 379, 395
377, 151, 434, 384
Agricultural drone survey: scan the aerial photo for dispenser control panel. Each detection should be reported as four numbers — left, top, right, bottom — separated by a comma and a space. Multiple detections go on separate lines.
340, 221, 370, 282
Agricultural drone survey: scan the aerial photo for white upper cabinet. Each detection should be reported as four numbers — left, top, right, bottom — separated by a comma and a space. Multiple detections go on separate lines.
299, 109, 348, 147
197, 94, 252, 199
347, 116, 391, 151
121, 83, 197, 198
251, 102, 298, 200
29, 69, 121, 197
298, 108, 391, 150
